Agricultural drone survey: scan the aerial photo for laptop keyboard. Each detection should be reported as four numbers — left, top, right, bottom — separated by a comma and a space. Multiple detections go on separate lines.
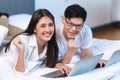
54, 73, 67, 78
41, 70, 67, 78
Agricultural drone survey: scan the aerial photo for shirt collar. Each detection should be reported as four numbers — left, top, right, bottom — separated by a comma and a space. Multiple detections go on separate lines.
29, 34, 37, 47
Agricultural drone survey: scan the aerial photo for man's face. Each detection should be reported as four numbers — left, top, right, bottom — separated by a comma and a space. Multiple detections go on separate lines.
62, 17, 83, 40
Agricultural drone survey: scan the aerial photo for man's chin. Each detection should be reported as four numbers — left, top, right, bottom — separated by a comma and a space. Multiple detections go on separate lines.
69, 36, 75, 39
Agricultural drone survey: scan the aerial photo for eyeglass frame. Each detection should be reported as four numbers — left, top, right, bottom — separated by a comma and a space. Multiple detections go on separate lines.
65, 18, 83, 30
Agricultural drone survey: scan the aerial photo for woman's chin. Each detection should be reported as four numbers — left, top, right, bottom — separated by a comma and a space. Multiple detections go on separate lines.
43, 38, 51, 41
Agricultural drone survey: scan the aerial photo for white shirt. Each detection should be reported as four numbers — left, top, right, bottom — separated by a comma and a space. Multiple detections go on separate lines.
56, 24, 93, 59
0, 25, 8, 46
1, 34, 47, 73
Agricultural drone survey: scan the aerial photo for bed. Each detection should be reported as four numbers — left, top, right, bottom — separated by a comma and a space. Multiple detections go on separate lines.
0, 0, 120, 80
0, 38, 120, 80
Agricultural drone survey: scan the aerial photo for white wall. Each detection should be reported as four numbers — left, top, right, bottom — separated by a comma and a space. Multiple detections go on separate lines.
35, 0, 112, 28
83, 0, 112, 28
112, 0, 120, 22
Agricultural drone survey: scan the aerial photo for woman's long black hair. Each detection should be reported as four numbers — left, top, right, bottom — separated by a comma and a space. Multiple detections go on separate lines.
5, 9, 58, 67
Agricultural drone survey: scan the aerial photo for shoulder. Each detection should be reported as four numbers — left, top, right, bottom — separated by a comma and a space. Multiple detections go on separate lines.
76, 24, 92, 40
16, 33, 29, 40
81, 24, 92, 34
12, 33, 32, 43
82, 24, 91, 31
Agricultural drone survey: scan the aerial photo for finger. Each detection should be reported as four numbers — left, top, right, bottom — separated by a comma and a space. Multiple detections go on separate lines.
59, 68, 65, 74
62, 66, 70, 75
100, 62, 104, 67
99, 62, 102, 67
63, 69, 68, 75
69, 39, 75, 42
13, 37, 20, 43
102, 63, 105, 67
18, 41, 22, 44
65, 65, 72, 74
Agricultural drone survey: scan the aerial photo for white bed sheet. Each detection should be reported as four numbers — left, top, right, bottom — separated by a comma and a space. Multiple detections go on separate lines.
0, 38, 120, 80
92, 38, 120, 60
110, 72, 120, 80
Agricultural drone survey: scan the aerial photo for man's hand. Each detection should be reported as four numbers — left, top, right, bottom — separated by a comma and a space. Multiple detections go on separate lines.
61, 39, 78, 64
67, 39, 78, 56
99, 60, 107, 67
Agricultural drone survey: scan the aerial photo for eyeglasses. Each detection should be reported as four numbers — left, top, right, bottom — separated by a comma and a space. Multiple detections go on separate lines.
65, 18, 83, 30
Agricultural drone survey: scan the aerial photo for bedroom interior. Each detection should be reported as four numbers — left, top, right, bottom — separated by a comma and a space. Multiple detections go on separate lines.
0, 0, 119, 40
35, 0, 120, 41
0, 0, 120, 80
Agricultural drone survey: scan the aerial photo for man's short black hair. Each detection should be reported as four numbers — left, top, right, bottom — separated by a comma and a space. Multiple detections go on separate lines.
64, 4, 87, 22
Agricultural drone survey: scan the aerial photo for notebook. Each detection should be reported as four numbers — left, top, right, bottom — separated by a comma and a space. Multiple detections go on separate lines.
105, 50, 120, 67
41, 53, 103, 78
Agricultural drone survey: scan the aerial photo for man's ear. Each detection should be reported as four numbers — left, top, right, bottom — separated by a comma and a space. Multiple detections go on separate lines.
62, 16, 65, 23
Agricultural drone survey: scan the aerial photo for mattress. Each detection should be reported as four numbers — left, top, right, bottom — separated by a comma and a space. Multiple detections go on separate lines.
0, 38, 120, 80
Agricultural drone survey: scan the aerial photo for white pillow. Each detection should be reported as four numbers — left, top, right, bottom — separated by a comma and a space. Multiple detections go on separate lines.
8, 14, 32, 30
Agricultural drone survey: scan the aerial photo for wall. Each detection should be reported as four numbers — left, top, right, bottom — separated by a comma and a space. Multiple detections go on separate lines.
35, 0, 112, 28
0, 0, 34, 15
112, 0, 120, 22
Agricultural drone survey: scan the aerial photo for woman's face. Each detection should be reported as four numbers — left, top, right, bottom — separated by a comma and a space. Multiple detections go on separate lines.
34, 16, 54, 43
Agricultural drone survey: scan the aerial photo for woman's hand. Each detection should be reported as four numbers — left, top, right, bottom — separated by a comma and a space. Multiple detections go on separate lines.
55, 63, 72, 75
13, 37, 24, 52
13, 37, 25, 72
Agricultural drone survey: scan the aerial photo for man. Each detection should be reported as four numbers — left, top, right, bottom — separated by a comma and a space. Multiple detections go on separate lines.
56, 4, 92, 64
55, 4, 106, 74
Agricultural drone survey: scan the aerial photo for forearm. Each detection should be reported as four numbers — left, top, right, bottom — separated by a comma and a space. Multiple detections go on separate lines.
80, 48, 93, 59
61, 52, 74, 64
61, 39, 78, 64
80, 53, 92, 59
15, 51, 25, 72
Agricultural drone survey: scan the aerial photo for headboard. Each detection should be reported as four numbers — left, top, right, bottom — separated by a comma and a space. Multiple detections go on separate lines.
0, 0, 34, 15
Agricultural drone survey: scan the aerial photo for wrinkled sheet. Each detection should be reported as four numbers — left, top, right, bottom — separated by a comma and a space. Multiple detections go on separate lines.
0, 38, 120, 80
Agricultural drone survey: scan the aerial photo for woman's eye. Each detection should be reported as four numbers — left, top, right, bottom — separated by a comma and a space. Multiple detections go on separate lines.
40, 25, 45, 27
49, 23, 54, 27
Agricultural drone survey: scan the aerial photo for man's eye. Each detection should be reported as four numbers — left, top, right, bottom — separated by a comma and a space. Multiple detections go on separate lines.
70, 23, 74, 26
67, 22, 72, 25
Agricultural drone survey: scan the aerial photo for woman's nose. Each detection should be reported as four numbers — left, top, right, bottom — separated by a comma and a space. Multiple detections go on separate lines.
46, 26, 50, 31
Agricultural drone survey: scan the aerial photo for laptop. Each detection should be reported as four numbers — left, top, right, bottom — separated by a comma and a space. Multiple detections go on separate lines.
41, 53, 103, 78
105, 50, 120, 67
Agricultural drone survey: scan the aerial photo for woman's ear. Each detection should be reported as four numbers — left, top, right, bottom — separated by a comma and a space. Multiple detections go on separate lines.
34, 29, 36, 33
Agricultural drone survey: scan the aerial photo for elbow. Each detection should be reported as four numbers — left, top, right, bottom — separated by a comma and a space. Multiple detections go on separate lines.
15, 66, 25, 73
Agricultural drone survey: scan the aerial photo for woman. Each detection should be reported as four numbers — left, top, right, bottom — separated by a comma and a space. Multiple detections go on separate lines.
4, 9, 59, 73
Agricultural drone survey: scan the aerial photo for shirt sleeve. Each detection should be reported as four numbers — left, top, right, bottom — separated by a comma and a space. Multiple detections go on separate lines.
81, 24, 93, 49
